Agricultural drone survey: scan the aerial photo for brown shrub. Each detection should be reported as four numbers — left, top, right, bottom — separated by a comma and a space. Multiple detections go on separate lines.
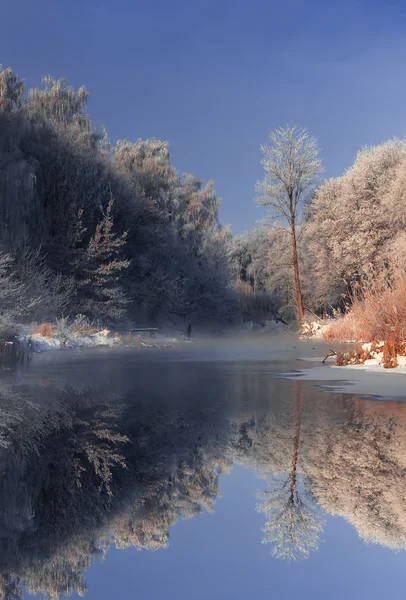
351, 273, 406, 343
325, 273, 406, 349
356, 343, 373, 363
125, 332, 143, 347
382, 338, 399, 368
335, 352, 347, 366
322, 316, 360, 342
335, 345, 372, 367
33, 323, 54, 337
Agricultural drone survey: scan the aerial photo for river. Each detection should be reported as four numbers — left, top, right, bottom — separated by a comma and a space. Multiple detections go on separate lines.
0, 335, 405, 599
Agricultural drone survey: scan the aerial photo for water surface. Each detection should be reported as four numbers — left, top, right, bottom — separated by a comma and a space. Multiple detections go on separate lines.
0, 337, 405, 599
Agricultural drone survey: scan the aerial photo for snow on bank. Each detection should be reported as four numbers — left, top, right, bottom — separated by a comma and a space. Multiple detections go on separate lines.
285, 360, 406, 398
18, 329, 121, 353
300, 320, 324, 338
15, 325, 190, 355
300, 320, 406, 372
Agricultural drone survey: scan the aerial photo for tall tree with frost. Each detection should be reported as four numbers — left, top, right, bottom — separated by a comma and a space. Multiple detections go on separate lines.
256, 126, 323, 322
76, 197, 129, 320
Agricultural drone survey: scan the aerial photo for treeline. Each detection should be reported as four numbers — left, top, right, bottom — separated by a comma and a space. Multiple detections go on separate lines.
4, 63, 403, 331
0, 66, 238, 331
231, 137, 406, 321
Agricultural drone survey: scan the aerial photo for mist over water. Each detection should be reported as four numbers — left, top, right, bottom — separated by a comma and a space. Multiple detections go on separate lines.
0, 338, 403, 599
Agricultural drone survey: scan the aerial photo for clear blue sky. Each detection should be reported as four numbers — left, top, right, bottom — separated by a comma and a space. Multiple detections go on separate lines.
3, 0, 406, 233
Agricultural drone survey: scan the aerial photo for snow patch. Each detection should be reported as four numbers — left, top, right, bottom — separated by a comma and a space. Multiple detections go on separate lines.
19, 330, 120, 353
363, 358, 380, 367
300, 320, 325, 339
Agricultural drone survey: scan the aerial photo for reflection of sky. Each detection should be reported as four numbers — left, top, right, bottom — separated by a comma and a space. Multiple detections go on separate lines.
27, 466, 406, 600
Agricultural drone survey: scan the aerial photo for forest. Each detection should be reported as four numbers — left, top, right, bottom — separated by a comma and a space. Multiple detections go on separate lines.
1, 64, 406, 341
0, 65, 237, 337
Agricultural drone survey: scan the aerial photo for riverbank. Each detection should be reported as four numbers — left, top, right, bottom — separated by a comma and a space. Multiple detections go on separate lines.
301, 318, 406, 371
0, 321, 189, 364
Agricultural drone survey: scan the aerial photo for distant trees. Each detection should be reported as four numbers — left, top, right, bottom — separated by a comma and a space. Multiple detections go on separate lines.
230, 223, 293, 322
256, 126, 323, 322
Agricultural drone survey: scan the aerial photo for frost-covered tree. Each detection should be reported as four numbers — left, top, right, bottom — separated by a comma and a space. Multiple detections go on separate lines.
305, 139, 406, 308
0, 66, 24, 112
26, 76, 89, 130
0, 66, 238, 327
75, 197, 129, 320
113, 138, 237, 324
256, 126, 323, 321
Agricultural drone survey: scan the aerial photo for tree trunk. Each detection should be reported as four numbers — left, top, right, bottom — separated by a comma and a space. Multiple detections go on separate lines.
288, 382, 303, 537
291, 382, 303, 488
290, 217, 304, 322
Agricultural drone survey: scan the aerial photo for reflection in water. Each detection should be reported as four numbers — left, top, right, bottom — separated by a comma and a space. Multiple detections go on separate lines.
256, 382, 325, 561
0, 360, 404, 598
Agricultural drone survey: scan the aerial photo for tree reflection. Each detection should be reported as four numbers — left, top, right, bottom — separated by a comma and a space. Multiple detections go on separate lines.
0, 377, 231, 600
256, 381, 324, 561
307, 399, 406, 550
0, 370, 406, 598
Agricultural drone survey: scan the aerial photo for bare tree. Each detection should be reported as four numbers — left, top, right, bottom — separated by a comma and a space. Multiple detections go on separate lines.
256, 125, 323, 322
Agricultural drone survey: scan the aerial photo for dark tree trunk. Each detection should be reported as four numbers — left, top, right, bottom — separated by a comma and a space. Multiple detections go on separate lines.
290, 216, 304, 322
322, 299, 327, 320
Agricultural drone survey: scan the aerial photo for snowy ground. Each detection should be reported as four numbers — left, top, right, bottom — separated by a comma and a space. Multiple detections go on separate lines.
300, 320, 326, 338
285, 356, 406, 398
18, 329, 122, 353
16, 327, 187, 354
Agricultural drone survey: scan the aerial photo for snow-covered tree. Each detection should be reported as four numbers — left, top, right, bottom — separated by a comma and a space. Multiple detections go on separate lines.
0, 66, 24, 112
305, 139, 406, 308
256, 126, 323, 321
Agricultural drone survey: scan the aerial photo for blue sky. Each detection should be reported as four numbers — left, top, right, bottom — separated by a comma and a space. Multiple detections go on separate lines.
3, 0, 406, 233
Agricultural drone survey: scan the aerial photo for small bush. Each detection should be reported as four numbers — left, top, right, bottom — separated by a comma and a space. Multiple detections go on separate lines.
54, 316, 70, 341
33, 323, 54, 337
69, 314, 99, 336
